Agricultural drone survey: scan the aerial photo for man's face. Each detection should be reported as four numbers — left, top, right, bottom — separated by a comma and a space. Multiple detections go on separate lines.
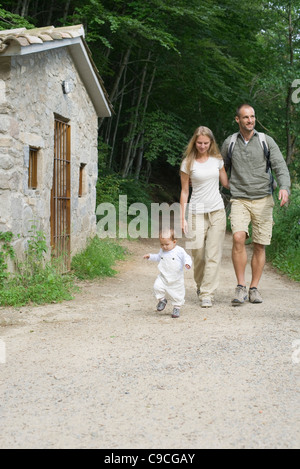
235, 106, 255, 133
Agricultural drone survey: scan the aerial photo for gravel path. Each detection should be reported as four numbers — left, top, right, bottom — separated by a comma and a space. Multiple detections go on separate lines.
0, 234, 299, 449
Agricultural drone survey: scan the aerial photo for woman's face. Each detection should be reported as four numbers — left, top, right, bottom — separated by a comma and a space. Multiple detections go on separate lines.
195, 135, 211, 155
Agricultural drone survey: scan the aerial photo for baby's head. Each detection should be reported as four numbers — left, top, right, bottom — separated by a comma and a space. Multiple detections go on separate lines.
159, 228, 177, 252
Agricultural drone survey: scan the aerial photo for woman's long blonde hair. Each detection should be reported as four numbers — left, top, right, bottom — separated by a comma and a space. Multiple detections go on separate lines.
182, 126, 222, 174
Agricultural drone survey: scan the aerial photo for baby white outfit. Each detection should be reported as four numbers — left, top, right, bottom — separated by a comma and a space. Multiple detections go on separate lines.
148, 245, 192, 306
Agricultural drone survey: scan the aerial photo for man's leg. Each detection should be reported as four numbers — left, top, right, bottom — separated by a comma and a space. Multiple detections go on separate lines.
249, 195, 274, 303
250, 242, 265, 288
231, 231, 248, 305
232, 231, 247, 286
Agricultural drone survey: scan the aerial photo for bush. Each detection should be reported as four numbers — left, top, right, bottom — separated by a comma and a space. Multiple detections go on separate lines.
0, 265, 75, 307
0, 227, 76, 307
266, 185, 300, 281
0, 230, 128, 306
71, 236, 127, 279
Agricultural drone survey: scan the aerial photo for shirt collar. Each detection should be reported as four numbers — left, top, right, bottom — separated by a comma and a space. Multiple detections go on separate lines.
238, 129, 258, 144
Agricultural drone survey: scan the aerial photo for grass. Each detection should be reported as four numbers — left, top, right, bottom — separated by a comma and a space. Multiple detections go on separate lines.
71, 236, 127, 280
0, 231, 127, 307
0, 267, 76, 307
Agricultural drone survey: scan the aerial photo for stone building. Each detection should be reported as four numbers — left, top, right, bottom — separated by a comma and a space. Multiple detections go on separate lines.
0, 25, 111, 269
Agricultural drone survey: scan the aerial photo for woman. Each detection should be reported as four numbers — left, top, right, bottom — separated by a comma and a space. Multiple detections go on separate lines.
180, 126, 229, 307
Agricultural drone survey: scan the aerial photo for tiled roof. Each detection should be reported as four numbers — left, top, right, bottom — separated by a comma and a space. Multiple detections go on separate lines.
0, 25, 84, 53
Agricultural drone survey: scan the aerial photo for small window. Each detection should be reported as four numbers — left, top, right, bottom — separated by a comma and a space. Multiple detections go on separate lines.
28, 147, 38, 189
79, 163, 86, 197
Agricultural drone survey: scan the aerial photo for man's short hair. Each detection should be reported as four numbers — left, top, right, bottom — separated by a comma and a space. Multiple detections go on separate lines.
235, 103, 255, 117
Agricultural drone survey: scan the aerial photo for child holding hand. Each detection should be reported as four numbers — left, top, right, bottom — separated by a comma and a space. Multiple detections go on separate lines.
143, 229, 192, 318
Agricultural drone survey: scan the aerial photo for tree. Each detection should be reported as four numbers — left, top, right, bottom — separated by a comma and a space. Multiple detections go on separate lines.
249, 0, 300, 170
2, 0, 299, 182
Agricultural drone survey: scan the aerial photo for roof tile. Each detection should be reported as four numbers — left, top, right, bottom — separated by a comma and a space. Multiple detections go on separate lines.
0, 25, 84, 53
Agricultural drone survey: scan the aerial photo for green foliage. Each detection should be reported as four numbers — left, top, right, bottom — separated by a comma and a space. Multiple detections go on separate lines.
96, 172, 153, 208
0, 264, 76, 307
143, 110, 187, 166
96, 172, 154, 236
0, 231, 15, 286
20, 225, 47, 278
266, 186, 300, 281
0, 228, 76, 307
0, 228, 129, 306
0, 5, 34, 29
71, 236, 126, 279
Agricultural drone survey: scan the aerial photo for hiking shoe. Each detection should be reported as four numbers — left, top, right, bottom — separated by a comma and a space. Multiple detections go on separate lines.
231, 285, 247, 306
157, 298, 167, 311
171, 307, 180, 318
249, 287, 263, 303
201, 298, 212, 308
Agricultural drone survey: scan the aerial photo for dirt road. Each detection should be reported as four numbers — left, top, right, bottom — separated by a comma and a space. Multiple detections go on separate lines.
0, 234, 299, 449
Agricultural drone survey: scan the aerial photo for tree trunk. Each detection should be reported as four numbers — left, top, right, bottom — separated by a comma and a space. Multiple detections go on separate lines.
46, 0, 54, 26
108, 65, 128, 170
98, 46, 131, 132
62, 0, 71, 22
134, 134, 144, 180
20, 0, 30, 17
110, 47, 132, 104
134, 60, 156, 180
122, 53, 149, 177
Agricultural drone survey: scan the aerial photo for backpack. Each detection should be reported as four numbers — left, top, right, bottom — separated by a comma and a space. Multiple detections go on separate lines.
226, 132, 277, 192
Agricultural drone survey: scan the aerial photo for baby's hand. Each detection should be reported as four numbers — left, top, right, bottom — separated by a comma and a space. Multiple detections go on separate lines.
185, 264, 191, 269
143, 254, 150, 259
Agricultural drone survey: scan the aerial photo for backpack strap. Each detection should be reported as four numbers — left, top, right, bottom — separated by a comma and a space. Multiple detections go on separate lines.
225, 132, 238, 171
257, 132, 276, 192
257, 132, 271, 172
227, 132, 239, 161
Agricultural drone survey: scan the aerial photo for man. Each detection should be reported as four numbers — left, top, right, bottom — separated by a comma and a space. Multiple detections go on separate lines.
221, 104, 291, 305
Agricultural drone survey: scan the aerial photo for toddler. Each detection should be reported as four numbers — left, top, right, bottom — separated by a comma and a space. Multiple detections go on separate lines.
143, 229, 192, 318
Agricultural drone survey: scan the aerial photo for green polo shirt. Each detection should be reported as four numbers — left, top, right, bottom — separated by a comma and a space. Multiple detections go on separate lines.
221, 131, 291, 199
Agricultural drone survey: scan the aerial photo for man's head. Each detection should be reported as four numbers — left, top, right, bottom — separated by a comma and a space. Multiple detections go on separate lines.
235, 104, 256, 135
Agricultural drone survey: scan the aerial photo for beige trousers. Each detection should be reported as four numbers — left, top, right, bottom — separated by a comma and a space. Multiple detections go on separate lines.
187, 209, 226, 300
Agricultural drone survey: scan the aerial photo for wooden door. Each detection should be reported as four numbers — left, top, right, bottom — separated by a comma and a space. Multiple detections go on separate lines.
51, 118, 71, 271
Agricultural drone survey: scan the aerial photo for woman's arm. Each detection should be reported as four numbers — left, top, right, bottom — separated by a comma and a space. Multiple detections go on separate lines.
219, 166, 230, 189
180, 171, 190, 234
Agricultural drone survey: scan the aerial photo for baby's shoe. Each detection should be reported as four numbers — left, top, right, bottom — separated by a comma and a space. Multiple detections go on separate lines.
171, 307, 180, 318
157, 298, 167, 311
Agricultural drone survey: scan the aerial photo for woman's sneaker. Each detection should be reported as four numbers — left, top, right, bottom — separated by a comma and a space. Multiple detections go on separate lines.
156, 298, 167, 311
249, 287, 263, 303
201, 298, 212, 308
231, 285, 247, 305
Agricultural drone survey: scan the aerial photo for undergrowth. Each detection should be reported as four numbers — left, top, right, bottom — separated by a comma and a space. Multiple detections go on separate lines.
71, 236, 127, 279
266, 185, 300, 282
0, 227, 127, 307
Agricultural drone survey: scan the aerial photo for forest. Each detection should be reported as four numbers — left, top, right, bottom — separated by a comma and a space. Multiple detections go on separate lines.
1, 0, 300, 281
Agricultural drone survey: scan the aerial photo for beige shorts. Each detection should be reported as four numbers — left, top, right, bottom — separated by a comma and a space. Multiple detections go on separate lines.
230, 196, 274, 245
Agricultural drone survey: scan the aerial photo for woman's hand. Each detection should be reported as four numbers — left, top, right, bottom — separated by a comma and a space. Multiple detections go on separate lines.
181, 219, 188, 235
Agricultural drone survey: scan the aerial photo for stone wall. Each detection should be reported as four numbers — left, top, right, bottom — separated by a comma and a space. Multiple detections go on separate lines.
0, 47, 99, 264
